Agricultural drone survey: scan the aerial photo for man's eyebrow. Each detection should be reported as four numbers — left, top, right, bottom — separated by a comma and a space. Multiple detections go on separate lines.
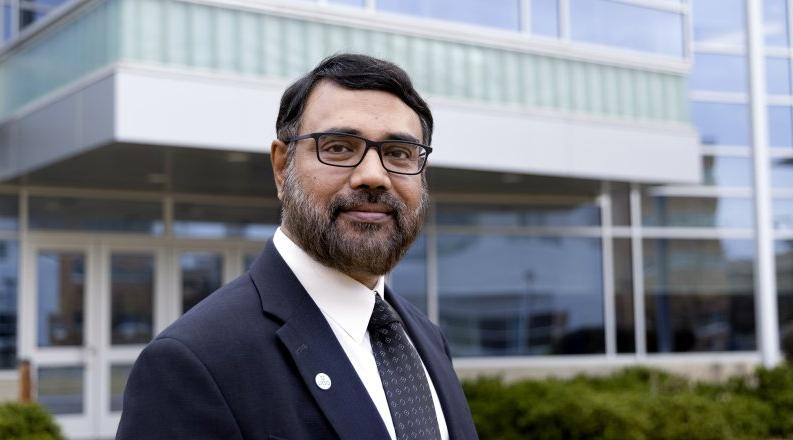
323, 127, 362, 136
322, 127, 422, 144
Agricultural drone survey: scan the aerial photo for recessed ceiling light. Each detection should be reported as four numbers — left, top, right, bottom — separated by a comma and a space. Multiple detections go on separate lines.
226, 152, 250, 163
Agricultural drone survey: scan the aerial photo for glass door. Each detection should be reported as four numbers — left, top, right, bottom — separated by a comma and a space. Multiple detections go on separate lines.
23, 242, 95, 437
96, 245, 161, 438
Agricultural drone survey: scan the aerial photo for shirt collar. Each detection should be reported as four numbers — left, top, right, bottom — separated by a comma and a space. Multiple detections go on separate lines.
273, 227, 385, 343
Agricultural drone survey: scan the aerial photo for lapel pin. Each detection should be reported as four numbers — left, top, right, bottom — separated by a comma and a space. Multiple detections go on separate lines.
315, 373, 332, 390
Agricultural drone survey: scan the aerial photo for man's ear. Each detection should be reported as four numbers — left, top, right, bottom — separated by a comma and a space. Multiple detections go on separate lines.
270, 139, 289, 201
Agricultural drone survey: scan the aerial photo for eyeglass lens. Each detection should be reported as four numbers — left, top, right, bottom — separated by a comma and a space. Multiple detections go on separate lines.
316, 134, 427, 174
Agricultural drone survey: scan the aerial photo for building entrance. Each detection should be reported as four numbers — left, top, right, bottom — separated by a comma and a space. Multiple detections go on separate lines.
20, 234, 263, 439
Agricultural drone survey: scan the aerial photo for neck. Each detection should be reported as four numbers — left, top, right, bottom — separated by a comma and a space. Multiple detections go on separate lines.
280, 226, 381, 290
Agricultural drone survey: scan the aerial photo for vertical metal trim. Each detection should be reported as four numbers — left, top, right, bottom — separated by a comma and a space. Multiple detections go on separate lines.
747, 0, 782, 367
601, 182, 617, 357
559, 0, 570, 40
520, 0, 531, 34
16, 188, 29, 363
426, 200, 439, 325
163, 194, 174, 238
630, 183, 647, 357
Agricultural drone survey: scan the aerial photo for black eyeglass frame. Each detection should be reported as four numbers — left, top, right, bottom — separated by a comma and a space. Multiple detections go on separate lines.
285, 132, 433, 175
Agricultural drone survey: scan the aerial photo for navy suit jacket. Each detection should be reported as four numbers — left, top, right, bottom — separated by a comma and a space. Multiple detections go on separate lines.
116, 241, 478, 439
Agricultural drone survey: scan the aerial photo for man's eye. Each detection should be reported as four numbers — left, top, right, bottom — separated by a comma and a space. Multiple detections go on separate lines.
384, 147, 413, 160
323, 143, 353, 153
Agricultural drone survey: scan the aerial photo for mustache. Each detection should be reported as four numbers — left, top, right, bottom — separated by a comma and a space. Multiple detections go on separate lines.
328, 190, 407, 220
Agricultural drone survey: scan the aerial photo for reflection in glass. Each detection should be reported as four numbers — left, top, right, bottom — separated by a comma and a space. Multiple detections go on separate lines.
438, 234, 604, 356
37, 252, 84, 347
765, 0, 789, 47
701, 156, 752, 187
643, 239, 755, 352
767, 57, 792, 95
437, 202, 600, 227
2, 6, 11, 41
29, 197, 163, 234
0, 195, 18, 231
772, 158, 793, 188
610, 183, 630, 226
0, 241, 17, 368
641, 196, 753, 228
111, 254, 154, 345
571, 0, 683, 56
692, 0, 745, 46
773, 199, 793, 229
181, 252, 223, 313
690, 102, 749, 145
377, 0, 521, 30
38, 366, 83, 415
614, 239, 634, 353
769, 105, 793, 147
389, 235, 427, 313
110, 364, 133, 412
532, 0, 559, 37
173, 203, 279, 239
689, 53, 747, 93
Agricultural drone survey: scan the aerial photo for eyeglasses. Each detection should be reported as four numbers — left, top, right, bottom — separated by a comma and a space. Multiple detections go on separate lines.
285, 132, 432, 175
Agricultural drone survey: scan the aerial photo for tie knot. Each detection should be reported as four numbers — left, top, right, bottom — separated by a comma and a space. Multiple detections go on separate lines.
368, 293, 402, 330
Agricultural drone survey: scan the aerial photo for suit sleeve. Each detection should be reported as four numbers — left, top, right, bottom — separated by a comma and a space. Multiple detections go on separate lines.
116, 337, 244, 440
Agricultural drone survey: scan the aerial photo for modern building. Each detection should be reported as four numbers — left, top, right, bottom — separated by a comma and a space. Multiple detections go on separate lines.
0, 0, 784, 438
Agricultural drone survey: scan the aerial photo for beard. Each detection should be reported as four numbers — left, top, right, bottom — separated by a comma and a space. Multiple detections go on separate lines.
280, 161, 428, 276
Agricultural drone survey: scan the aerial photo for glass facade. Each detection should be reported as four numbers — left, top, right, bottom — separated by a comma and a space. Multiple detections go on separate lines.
644, 239, 755, 352
570, 0, 684, 57
378, 0, 521, 30
690, 102, 750, 146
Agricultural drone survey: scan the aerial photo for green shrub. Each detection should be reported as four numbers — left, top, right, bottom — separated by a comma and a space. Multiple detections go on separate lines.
0, 402, 63, 440
463, 367, 782, 440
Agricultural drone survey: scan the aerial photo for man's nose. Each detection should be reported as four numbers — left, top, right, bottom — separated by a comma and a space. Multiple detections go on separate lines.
349, 148, 392, 190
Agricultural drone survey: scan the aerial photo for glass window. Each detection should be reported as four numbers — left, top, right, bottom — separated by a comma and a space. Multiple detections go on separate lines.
767, 57, 792, 95
2, 5, 11, 42
641, 196, 754, 228
0, 241, 17, 369
111, 254, 154, 345
388, 235, 427, 313
774, 199, 793, 229
701, 155, 753, 187
692, 0, 745, 46
181, 252, 223, 313
614, 238, 634, 353
570, 0, 684, 57
610, 183, 631, 226
0, 194, 17, 231
377, 0, 521, 30
769, 105, 793, 147
37, 251, 84, 347
438, 234, 604, 356
690, 102, 750, 145
110, 364, 133, 412
173, 202, 279, 239
765, 0, 789, 47
532, 0, 559, 37
772, 158, 793, 188
37, 366, 84, 415
437, 202, 600, 227
29, 197, 163, 234
643, 239, 756, 352
19, 7, 46, 30
689, 53, 747, 93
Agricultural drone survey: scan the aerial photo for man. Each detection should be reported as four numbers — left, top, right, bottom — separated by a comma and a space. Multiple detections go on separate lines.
117, 53, 478, 440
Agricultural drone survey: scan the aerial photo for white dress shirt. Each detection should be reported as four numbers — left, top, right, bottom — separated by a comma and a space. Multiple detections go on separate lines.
273, 228, 449, 440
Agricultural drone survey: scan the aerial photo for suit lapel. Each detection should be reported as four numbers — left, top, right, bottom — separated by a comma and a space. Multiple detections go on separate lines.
249, 242, 390, 440
386, 286, 477, 440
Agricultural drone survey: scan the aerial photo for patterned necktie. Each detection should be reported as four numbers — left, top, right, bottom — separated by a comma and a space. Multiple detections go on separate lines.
368, 292, 441, 440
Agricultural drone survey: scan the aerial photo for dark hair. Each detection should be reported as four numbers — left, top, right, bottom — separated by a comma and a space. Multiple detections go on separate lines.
276, 53, 434, 146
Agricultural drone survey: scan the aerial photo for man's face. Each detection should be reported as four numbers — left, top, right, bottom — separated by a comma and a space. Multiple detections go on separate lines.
272, 80, 429, 279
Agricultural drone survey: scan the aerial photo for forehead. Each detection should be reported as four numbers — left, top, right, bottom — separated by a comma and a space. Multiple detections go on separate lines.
300, 80, 423, 140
